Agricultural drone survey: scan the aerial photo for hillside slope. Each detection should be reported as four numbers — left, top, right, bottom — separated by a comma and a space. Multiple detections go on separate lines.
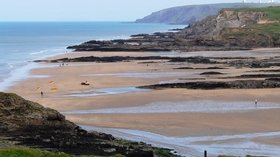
135, 3, 280, 24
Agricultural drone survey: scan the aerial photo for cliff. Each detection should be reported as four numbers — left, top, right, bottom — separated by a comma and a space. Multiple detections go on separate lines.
0, 92, 176, 157
68, 6, 280, 52
135, 3, 280, 25
180, 7, 278, 47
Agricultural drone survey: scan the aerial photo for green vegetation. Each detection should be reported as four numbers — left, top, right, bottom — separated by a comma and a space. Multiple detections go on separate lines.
222, 6, 280, 42
256, 23, 280, 33
0, 147, 125, 157
0, 148, 72, 157
154, 148, 181, 157
237, 6, 280, 34
251, 6, 280, 34
246, 155, 266, 157
237, 6, 280, 20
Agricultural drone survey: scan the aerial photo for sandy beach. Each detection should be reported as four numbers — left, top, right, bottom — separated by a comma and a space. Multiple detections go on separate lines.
8, 50, 280, 156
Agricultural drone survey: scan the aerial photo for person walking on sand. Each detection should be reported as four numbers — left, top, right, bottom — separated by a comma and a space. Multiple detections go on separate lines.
41, 91, 44, 97
255, 99, 258, 108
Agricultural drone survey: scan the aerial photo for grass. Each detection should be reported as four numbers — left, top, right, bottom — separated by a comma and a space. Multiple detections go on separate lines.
0, 148, 72, 157
0, 147, 125, 157
235, 6, 280, 20
154, 148, 182, 157
220, 7, 280, 38
256, 23, 280, 33
229, 6, 280, 34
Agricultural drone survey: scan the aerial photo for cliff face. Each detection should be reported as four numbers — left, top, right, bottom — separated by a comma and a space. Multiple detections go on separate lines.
0, 92, 156, 157
171, 7, 280, 49
68, 7, 280, 52
182, 9, 265, 39
136, 3, 280, 24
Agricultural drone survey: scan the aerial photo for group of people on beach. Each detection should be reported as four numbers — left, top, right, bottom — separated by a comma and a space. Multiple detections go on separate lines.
59, 63, 68, 67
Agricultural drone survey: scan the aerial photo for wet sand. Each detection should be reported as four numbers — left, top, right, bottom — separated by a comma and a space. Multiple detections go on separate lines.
8, 49, 280, 156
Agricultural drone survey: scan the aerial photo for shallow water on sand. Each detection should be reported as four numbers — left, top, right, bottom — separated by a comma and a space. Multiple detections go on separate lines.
66, 87, 149, 97
159, 50, 280, 58
82, 71, 198, 79
82, 125, 280, 157
63, 100, 280, 114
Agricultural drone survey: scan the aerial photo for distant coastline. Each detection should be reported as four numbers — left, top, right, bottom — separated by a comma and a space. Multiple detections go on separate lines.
136, 3, 280, 24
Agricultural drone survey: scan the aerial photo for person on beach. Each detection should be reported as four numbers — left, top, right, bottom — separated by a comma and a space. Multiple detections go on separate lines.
255, 99, 258, 108
40, 91, 44, 97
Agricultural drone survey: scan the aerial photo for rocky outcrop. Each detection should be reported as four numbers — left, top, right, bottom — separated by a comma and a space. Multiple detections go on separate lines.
68, 7, 280, 52
0, 92, 164, 157
200, 71, 224, 75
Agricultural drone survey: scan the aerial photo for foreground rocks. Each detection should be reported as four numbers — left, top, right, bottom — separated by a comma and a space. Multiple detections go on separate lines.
0, 92, 175, 157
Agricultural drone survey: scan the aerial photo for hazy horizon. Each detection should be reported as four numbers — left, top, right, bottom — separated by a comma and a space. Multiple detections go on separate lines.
0, 0, 257, 22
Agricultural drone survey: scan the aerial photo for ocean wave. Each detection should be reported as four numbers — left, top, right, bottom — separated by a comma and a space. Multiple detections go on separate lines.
0, 63, 13, 75
29, 50, 47, 55
0, 62, 40, 91
29, 48, 66, 56
95, 35, 130, 41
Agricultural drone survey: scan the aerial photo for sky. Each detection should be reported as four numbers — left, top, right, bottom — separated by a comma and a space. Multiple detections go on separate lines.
0, 0, 263, 22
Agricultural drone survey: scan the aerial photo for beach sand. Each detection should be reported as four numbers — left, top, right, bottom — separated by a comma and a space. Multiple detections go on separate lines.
8, 50, 280, 156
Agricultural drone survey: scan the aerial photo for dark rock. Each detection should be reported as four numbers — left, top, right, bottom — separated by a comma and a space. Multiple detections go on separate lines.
266, 78, 280, 82
220, 74, 280, 79
139, 79, 280, 90
175, 66, 226, 70
174, 67, 194, 70
200, 71, 224, 75
35, 56, 218, 65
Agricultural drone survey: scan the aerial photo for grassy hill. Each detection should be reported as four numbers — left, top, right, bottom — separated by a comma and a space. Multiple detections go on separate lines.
135, 3, 280, 24
0, 147, 127, 157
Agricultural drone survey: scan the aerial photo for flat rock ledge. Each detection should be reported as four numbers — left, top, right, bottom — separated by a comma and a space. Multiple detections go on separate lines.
139, 78, 280, 90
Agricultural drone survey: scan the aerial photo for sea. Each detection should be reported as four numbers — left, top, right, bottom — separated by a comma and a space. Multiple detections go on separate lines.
0, 22, 184, 91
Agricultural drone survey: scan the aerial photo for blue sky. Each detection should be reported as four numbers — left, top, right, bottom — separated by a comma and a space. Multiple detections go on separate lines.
0, 0, 249, 21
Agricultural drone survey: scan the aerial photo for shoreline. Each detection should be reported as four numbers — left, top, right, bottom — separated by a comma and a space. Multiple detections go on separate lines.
0, 47, 69, 92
